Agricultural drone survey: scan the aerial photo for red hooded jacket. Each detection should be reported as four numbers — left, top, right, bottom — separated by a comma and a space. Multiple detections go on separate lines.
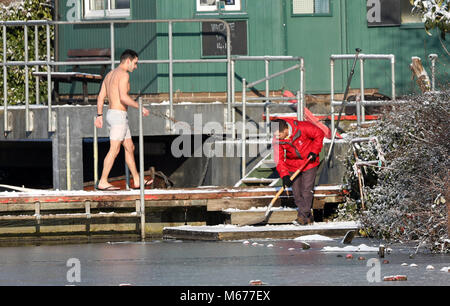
273, 119, 324, 178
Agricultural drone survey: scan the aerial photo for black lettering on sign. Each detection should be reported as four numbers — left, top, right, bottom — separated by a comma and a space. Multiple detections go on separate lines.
367, 0, 401, 27
202, 20, 247, 56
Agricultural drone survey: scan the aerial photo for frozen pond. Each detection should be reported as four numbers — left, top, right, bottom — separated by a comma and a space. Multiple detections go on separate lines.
0, 238, 448, 286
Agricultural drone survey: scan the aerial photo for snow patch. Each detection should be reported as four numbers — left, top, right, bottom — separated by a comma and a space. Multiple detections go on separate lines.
294, 234, 334, 242
321, 244, 379, 253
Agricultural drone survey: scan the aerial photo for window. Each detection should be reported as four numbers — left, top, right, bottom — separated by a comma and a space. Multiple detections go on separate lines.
196, 0, 241, 12
84, 0, 130, 18
400, 0, 422, 24
292, 0, 330, 15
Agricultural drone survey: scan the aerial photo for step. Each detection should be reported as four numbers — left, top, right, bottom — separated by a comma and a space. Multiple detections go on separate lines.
241, 178, 278, 185
223, 208, 298, 225
261, 160, 277, 168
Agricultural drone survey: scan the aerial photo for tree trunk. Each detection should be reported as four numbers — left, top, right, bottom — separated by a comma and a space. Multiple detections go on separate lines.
410, 57, 431, 93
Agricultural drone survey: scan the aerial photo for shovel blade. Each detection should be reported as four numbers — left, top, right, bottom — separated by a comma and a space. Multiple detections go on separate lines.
342, 230, 356, 244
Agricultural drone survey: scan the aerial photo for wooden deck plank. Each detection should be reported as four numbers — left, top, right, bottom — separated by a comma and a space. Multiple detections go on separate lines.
223, 210, 297, 225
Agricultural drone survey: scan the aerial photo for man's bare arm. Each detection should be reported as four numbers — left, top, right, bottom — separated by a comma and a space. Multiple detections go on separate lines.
94, 80, 107, 128
97, 80, 107, 113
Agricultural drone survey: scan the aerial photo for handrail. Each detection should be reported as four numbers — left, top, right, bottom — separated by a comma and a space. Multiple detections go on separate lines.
1, 19, 232, 134
237, 56, 305, 178
330, 53, 396, 135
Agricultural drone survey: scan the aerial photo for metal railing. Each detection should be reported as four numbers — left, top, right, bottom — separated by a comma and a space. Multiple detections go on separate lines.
235, 56, 305, 177
0, 19, 232, 134
428, 53, 438, 92
330, 53, 396, 136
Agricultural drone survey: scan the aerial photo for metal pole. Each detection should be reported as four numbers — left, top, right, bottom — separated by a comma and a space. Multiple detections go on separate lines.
231, 60, 236, 139
358, 58, 364, 127
299, 58, 305, 121
265, 59, 269, 100
226, 22, 231, 134
125, 163, 130, 190
25, 25, 30, 132
330, 59, 335, 136
35, 25, 40, 105
391, 56, 395, 100
429, 54, 437, 92
93, 117, 98, 184
3, 25, 7, 135
46, 23, 52, 132
168, 21, 173, 133
242, 78, 246, 178
138, 97, 146, 240
246, 64, 300, 88
110, 22, 115, 70
66, 116, 71, 190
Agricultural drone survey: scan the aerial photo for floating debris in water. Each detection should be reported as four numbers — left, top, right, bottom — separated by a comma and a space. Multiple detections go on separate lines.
426, 265, 435, 270
382, 260, 390, 264
249, 280, 267, 286
346, 254, 353, 259
409, 263, 418, 267
288, 248, 295, 251
252, 242, 259, 246
383, 275, 407, 281
358, 256, 365, 261
243, 241, 250, 245
440, 267, 449, 272
401, 263, 408, 266
266, 244, 274, 248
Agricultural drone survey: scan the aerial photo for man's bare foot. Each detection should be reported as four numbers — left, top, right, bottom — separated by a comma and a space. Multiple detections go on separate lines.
131, 179, 153, 189
95, 180, 120, 191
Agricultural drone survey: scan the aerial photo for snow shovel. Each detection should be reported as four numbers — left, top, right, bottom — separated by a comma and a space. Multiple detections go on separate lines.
239, 157, 313, 226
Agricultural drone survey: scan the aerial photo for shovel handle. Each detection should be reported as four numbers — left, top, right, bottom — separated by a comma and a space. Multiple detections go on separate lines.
265, 156, 313, 217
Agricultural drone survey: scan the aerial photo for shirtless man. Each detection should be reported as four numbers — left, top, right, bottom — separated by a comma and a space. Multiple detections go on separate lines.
94, 49, 150, 190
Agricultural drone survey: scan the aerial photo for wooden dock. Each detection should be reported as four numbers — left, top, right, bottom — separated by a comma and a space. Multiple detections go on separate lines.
0, 185, 345, 242
163, 222, 360, 241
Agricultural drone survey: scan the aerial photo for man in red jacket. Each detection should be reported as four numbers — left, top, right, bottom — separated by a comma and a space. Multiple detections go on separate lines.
272, 118, 324, 225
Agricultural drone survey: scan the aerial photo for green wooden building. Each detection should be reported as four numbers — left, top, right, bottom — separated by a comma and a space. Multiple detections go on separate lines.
56, 0, 448, 99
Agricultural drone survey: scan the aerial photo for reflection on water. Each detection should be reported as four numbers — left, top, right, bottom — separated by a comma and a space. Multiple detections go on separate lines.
0, 238, 448, 286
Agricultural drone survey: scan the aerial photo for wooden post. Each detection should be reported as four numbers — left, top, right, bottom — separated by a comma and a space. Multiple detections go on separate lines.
410, 57, 431, 93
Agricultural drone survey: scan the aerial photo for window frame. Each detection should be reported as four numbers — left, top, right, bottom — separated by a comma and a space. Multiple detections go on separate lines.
400, 0, 422, 26
196, 0, 242, 12
83, 0, 131, 19
291, 0, 332, 17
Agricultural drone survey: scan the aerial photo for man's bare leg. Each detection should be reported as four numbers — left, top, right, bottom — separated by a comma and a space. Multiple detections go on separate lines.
98, 140, 122, 189
122, 138, 140, 188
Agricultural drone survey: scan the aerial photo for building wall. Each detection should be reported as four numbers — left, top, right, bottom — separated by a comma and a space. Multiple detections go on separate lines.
57, 0, 157, 95
57, 0, 447, 97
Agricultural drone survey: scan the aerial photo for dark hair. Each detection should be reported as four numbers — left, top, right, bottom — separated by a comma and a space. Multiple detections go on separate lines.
120, 49, 138, 63
271, 119, 288, 132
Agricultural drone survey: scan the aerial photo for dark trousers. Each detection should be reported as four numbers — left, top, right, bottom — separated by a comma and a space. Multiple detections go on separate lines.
291, 166, 318, 219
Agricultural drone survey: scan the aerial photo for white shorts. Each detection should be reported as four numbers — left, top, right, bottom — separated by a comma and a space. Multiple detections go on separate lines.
106, 109, 131, 141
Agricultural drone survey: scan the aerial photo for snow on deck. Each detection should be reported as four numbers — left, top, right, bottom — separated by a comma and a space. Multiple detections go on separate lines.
164, 221, 359, 233
0, 186, 279, 198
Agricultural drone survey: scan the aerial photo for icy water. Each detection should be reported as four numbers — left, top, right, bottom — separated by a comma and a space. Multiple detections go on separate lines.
0, 238, 448, 286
